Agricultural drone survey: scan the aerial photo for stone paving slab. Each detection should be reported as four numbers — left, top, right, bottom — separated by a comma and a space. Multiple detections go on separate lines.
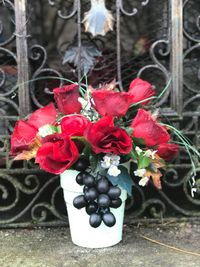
0, 222, 199, 267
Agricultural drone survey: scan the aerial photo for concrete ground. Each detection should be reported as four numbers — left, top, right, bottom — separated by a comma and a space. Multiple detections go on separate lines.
0, 222, 199, 267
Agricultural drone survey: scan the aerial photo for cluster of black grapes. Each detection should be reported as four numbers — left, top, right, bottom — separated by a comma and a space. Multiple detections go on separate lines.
73, 171, 122, 228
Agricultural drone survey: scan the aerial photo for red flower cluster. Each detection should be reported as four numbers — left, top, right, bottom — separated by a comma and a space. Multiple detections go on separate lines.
10, 77, 179, 175
92, 77, 155, 117
36, 134, 79, 174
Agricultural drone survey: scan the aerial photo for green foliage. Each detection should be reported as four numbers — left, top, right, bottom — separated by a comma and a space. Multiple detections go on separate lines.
106, 166, 133, 196
138, 155, 151, 169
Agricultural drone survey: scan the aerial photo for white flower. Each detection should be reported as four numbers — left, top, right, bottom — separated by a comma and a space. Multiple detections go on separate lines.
101, 154, 120, 169
110, 155, 120, 166
134, 168, 146, 178
101, 155, 111, 169
144, 149, 157, 159
38, 124, 56, 138
139, 177, 149, 187
108, 165, 121, 177
191, 188, 197, 198
78, 97, 91, 111
135, 146, 143, 155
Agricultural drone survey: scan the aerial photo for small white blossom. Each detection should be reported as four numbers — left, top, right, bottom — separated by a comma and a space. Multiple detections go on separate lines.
101, 155, 112, 169
110, 155, 120, 166
134, 168, 146, 178
101, 154, 120, 169
108, 165, 121, 177
144, 149, 157, 159
38, 124, 56, 138
135, 146, 143, 155
139, 177, 149, 187
78, 97, 91, 111
191, 188, 197, 198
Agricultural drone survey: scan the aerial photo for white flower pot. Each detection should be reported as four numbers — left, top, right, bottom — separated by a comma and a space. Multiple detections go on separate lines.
60, 169, 127, 248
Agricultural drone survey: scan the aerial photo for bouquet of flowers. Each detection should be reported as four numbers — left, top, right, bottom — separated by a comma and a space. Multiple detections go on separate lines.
10, 78, 180, 228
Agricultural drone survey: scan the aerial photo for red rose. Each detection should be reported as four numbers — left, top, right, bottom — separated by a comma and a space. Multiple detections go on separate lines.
61, 115, 91, 136
128, 78, 155, 105
131, 109, 170, 147
10, 103, 57, 155
36, 134, 79, 174
92, 90, 132, 117
10, 120, 38, 155
28, 103, 57, 129
53, 84, 81, 114
157, 143, 179, 161
85, 116, 132, 154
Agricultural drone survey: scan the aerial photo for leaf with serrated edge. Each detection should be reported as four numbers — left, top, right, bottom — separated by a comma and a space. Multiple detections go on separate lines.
106, 166, 133, 196
145, 169, 162, 189
138, 155, 151, 169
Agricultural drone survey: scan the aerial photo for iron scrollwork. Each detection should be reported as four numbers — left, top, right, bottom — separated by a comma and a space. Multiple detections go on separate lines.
0, 0, 200, 227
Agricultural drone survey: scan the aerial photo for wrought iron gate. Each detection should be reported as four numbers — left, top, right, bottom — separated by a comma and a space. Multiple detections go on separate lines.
0, 0, 199, 227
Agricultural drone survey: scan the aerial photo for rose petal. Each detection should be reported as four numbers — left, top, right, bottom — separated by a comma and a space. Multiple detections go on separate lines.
11, 120, 38, 155
92, 90, 132, 117
28, 103, 57, 129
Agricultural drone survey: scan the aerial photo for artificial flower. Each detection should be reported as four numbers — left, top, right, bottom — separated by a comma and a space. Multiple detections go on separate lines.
61, 115, 91, 137
85, 116, 132, 154
157, 143, 179, 161
138, 177, 149, 187
128, 78, 155, 105
131, 109, 170, 147
53, 84, 81, 114
107, 165, 121, 177
36, 134, 79, 174
38, 124, 57, 138
101, 154, 120, 169
144, 149, 157, 159
11, 103, 57, 155
134, 168, 146, 178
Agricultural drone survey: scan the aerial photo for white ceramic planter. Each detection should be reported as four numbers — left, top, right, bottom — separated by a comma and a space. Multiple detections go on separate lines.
60, 169, 127, 248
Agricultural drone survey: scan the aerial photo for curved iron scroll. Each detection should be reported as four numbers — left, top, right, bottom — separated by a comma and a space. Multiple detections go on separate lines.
0, 0, 199, 227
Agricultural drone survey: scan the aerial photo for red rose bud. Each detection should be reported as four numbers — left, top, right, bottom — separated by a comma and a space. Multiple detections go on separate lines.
131, 109, 170, 147
61, 115, 91, 136
157, 143, 179, 161
85, 116, 132, 154
128, 78, 155, 105
92, 90, 132, 117
10, 120, 38, 155
53, 84, 81, 114
28, 103, 57, 129
36, 134, 79, 174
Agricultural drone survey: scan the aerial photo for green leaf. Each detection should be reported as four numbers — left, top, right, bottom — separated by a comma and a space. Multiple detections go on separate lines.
106, 166, 134, 196
132, 137, 146, 146
82, 144, 91, 157
125, 127, 133, 135
138, 156, 151, 169
56, 125, 61, 133
128, 150, 138, 160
